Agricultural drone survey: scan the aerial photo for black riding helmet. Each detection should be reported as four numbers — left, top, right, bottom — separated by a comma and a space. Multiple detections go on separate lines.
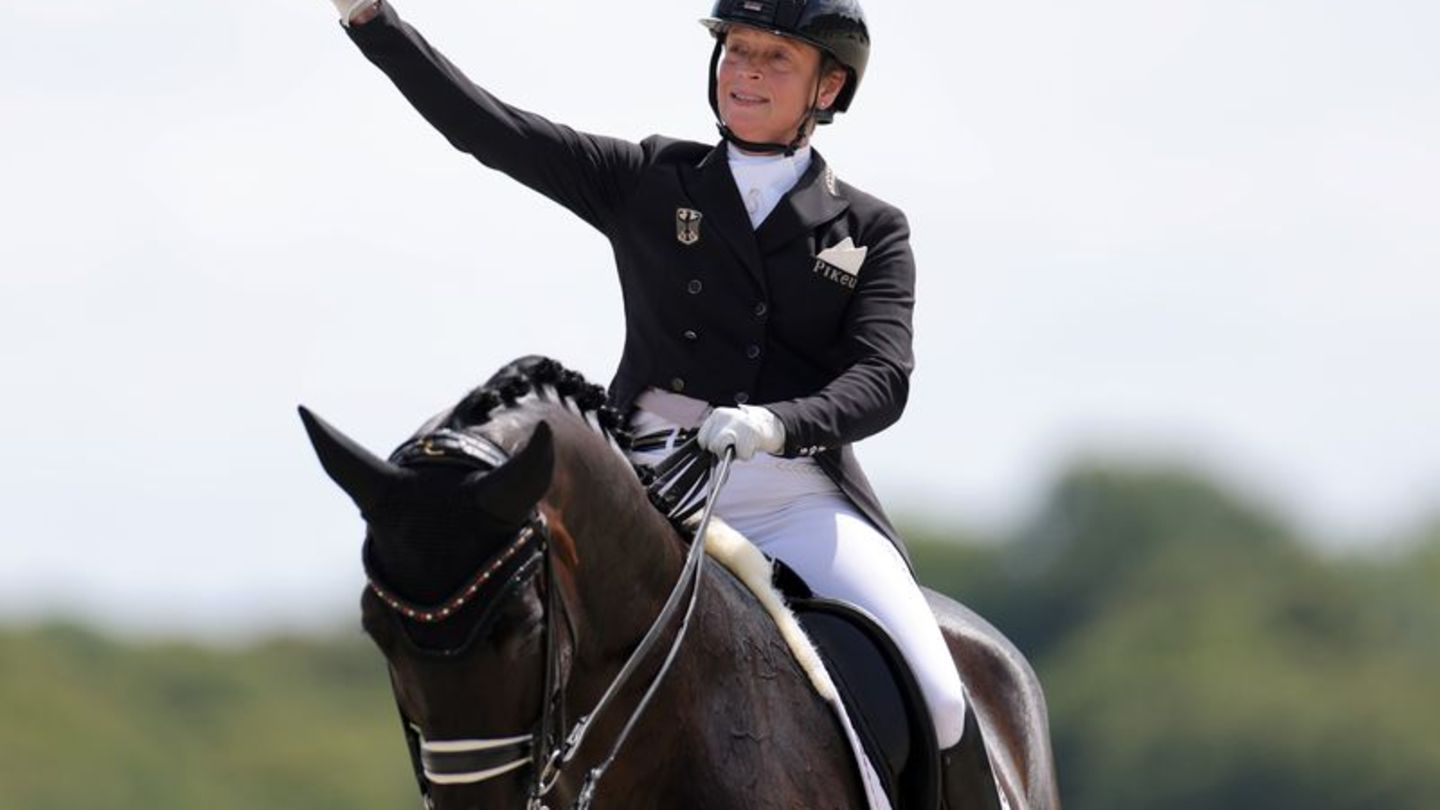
701, 0, 871, 155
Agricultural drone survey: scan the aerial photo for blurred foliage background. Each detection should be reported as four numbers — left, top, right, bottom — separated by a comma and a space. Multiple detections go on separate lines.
2, 460, 1436, 809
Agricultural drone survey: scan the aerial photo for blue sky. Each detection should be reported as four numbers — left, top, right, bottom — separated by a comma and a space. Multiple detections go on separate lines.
1, 0, 1436, 635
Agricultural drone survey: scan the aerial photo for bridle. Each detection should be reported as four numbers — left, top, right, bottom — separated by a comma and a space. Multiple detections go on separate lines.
370, 426, 734, 810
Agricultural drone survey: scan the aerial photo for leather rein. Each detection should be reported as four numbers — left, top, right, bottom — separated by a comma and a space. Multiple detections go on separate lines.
371, 427, 734, 810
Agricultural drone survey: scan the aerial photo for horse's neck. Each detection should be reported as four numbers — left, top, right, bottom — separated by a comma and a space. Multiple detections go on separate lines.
538, 410, 687, 654
527, 412, 867, 804
566, 541, 868, 806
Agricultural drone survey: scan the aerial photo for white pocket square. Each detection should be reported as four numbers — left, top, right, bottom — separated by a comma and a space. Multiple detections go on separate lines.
815, 237, 868, 276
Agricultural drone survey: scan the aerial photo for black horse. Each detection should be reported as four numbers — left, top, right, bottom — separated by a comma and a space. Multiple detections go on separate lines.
301, 357, 1059, 809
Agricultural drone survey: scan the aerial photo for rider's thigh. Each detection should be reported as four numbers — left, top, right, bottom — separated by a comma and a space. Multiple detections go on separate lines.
751, 501, 969, 748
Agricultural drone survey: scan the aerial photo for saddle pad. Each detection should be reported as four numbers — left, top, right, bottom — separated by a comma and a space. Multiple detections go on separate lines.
791, 598, 941, 810
693, 515, 893, 810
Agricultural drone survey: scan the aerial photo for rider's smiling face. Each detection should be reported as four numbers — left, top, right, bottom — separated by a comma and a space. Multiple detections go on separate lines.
716, 25, 846, 149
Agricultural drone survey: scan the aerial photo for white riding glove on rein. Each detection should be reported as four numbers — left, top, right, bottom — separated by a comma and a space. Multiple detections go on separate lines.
698, 405, 786, 461
330, 0, 376, 26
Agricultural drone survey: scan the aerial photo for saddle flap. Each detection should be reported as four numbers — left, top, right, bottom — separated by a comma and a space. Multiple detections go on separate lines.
791, 597, 942, 810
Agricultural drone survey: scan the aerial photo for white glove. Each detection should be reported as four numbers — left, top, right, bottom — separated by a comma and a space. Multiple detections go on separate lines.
697, 405, 786, 461
331, 0, 377, 26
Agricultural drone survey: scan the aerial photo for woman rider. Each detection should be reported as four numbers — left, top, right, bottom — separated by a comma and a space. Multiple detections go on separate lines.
330, 0, 969, 757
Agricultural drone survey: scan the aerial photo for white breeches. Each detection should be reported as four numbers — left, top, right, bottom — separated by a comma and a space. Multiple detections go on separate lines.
629, 407, 969, 748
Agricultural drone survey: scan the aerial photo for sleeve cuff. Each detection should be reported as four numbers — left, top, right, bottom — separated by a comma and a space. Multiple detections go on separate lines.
763, 401, 832, 458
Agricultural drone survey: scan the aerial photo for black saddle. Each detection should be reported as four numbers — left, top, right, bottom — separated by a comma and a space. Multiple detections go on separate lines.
774, 562, 942, 810
640, 446, 983, 809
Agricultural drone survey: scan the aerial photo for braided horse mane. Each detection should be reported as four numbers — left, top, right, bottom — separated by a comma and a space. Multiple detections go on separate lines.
435, 355, 633, 457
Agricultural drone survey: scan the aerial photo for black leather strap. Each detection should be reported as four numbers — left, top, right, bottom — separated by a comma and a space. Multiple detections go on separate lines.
389, 427, 510, 470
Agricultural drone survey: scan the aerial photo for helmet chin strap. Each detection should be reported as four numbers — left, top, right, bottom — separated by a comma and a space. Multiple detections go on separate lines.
708, 37, 824, 158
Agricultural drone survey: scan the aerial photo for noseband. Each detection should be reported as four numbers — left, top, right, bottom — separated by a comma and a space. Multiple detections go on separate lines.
371, 427, 734, 810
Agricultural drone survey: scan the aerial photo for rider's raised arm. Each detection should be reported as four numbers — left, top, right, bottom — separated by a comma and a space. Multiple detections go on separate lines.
341, 1, 647, 234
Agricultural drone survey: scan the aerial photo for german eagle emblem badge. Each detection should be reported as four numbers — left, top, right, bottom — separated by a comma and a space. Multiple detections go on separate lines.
676, 208, 703, 246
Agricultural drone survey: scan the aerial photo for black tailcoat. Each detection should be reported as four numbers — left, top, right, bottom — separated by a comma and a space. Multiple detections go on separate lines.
345, 2, 917, 568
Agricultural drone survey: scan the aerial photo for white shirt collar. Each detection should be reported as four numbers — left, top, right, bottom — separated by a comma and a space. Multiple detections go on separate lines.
726, 143, 813, 229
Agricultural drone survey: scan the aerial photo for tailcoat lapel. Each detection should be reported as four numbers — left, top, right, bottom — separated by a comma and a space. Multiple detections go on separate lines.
680, 143, 768, 295
756, 150, 850, 255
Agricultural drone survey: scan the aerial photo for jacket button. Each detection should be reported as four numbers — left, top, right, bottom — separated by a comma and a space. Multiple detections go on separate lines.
754, 302, 768, 318
745, 345, 761, 360
683, 329, 699, 341
671, 377, 686, 393
734, 392, 750, 405
687, 279, 703, 295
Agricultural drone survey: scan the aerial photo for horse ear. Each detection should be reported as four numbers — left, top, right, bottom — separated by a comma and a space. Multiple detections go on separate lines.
298, 405, 404, 515
466, 420, 555, 525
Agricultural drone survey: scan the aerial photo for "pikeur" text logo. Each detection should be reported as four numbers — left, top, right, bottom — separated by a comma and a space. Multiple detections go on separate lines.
812, 259, 858, 290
